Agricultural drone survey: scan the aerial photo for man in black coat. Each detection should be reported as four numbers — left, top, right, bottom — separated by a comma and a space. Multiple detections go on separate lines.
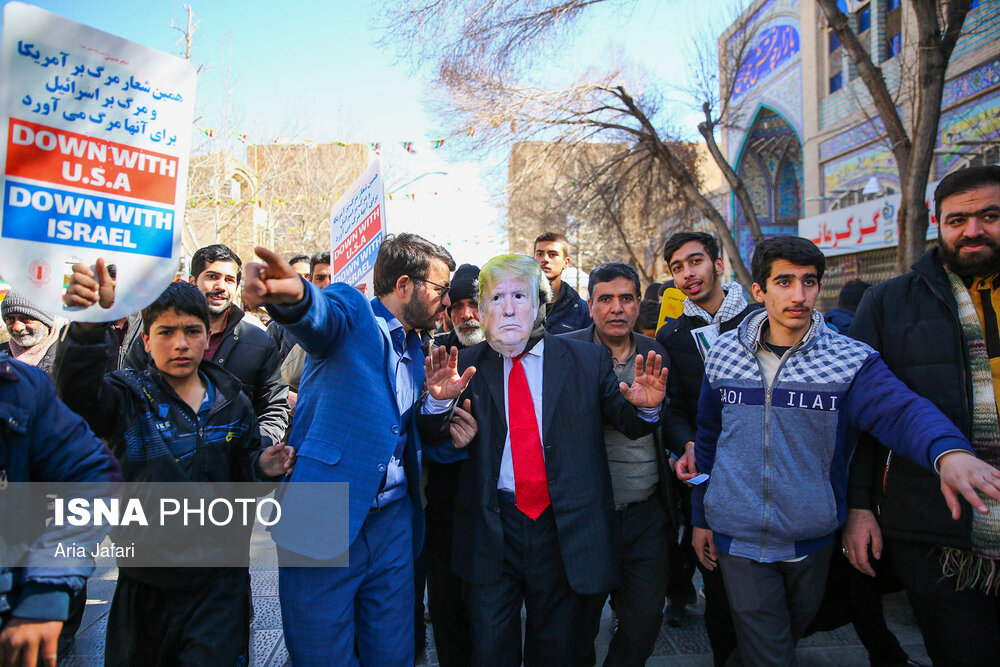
424, 262, 481, 666
423, 254, 667, 666
125, 244, 289, 449
566, 263, 675, 667
846, 165, 1000, 665
656, 232, 754, 666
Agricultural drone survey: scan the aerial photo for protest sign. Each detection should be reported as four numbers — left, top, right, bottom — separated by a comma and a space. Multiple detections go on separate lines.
329, 159, 385, 296
0, 2, 195, 321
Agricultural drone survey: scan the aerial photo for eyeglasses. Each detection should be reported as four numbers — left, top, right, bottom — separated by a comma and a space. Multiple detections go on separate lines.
416, 278, 450, 297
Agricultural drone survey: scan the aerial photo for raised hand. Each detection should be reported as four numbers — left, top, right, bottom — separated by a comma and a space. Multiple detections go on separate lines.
938, 451, 1000, 519
620, 352, 668, 408
424, 345, 476, 401
64, 257, 115, 310
242, 246, 306, 310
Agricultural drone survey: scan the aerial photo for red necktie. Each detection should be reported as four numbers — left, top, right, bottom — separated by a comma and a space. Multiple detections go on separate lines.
508, 354, 550, 520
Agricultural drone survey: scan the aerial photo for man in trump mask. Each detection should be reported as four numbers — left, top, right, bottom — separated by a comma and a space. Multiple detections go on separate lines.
423, 254, 668, 666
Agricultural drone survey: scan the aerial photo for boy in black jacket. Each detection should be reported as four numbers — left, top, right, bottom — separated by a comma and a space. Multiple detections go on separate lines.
55, 260, 293, 666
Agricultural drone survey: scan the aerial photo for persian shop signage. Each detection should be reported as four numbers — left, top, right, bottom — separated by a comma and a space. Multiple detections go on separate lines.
798, 182, 940, 258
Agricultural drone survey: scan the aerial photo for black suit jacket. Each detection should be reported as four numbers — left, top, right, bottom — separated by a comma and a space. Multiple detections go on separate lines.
435, 332, 658, 594
561, 326, 677, 529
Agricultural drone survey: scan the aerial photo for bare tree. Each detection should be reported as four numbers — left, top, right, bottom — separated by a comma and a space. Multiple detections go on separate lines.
816, 0, 976, 274
380, 0, 765, 289
507, 139, 703, 286
247, 142, 370, 256
170, 4, 203, 73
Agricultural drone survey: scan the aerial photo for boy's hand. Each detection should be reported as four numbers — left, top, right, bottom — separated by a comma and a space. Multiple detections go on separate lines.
0, 618, 62, 667
939, 451, 1000, 519
242, 247, 305, 310
259, 442, 295, 478
692, 527, 718, 571
64, 258, 115, 316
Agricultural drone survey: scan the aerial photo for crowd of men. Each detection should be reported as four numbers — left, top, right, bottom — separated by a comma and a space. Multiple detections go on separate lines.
2, 164, 1000, 667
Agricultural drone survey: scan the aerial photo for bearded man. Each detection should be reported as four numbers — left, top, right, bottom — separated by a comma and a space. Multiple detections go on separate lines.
423, 254, 668, 666
846, 165, 1000, 665
1, 291, 58, 373
424, 263, 482, 666
242, 234, 477, 666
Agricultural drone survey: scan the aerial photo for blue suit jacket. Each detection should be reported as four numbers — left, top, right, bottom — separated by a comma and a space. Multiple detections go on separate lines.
267, 281, 425, 560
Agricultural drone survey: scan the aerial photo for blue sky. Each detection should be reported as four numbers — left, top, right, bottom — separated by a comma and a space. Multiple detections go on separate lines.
3, 0, 744, 268
8, 0, 743, 144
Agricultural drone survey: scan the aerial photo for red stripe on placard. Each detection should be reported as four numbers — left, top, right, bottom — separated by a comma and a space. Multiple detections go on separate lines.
4, 118, 178, 204
333, 206, 382, 274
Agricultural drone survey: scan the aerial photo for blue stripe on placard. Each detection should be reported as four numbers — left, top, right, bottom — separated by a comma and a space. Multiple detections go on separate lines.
2, 181, 174, 258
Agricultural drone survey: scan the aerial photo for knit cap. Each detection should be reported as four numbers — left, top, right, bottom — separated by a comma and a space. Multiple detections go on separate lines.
1, 290, 55, 328
448, 264, 481, 306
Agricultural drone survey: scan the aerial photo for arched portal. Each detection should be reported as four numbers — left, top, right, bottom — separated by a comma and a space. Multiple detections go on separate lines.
733, 107, 804, 268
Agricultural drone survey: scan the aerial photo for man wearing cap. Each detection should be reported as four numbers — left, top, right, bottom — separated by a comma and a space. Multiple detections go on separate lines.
1, 291, 59, 373
425, 263, 481, 666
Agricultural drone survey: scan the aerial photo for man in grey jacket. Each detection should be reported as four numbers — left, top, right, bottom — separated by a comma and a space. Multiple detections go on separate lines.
692, 236, 1000, 666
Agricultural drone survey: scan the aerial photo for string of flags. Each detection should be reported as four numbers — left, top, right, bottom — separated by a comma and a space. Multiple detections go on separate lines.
195, 128, 478, 153
188, 192, 439, 207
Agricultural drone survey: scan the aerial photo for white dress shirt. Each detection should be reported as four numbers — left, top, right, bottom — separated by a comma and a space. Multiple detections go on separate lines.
424, 338, 659, 493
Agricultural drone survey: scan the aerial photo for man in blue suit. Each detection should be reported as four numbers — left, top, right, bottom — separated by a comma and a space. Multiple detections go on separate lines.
242, 235, 476, 666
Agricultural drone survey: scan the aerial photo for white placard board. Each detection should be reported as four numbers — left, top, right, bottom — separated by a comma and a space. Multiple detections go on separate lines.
0, 2, 196, 320
329, 160, 385, 297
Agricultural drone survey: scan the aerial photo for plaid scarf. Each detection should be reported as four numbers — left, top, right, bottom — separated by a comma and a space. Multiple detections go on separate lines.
682, 283, 748, 325
942, 269, 1000, 593
6, 324, 57, 368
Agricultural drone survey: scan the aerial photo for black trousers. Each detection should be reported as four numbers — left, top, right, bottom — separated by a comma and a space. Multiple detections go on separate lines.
886, 537, 1000, 667
669, 483, 739, 667
805, 540, 907, 666
104, 568, 251, 667
424, 460, 472, 666
577, 496, 669, 667
467, 496, 583, 667
665, 483, 697, 602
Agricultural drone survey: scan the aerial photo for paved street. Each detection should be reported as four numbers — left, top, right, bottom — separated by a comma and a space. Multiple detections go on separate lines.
60, 530, 931, 666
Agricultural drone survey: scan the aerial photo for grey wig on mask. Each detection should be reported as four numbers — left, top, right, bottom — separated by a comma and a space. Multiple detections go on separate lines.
478, 254, 553, 338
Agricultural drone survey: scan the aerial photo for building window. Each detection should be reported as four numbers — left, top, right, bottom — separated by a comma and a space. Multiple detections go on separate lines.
855, 2, 871, 53
829, 31, 843, 93
885, 0, 901, 59
830, 71, 843, 93
969, 144, 1000, 168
